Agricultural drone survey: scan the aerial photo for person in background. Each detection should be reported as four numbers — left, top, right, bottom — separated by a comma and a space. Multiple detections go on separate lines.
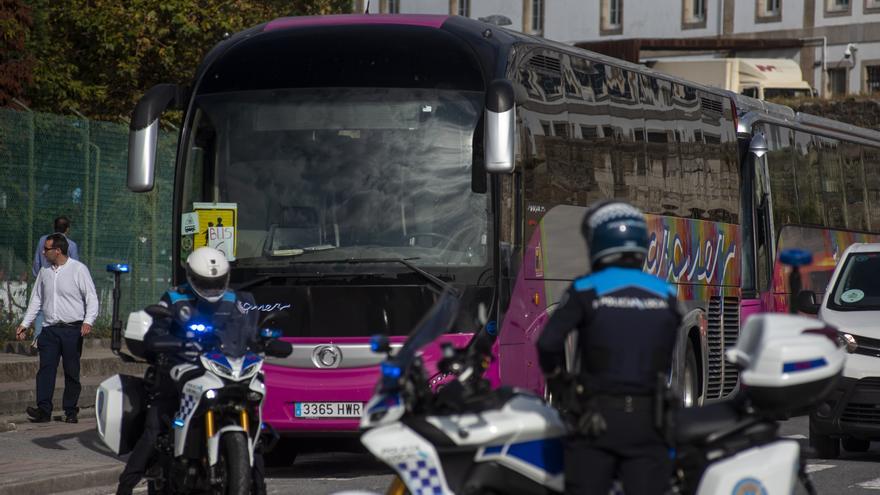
16, 233, 98, 423
30, 216, 80, 344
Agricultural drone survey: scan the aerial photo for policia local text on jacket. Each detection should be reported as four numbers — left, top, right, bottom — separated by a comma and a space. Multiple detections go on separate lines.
536, 201, 682, 495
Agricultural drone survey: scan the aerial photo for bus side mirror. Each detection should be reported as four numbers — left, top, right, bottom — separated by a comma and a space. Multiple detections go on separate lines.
128, 84, 187, 192
484, 79, 515, 174
796, 290, 821, 315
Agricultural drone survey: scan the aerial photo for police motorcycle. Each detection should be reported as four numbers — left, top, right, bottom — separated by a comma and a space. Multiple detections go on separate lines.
95, 268, 293, 494
350, 250, 846, 495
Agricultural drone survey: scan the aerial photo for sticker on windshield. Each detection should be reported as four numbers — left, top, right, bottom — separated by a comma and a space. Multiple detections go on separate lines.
841, 289, 865, 303
193, 202, 238, 261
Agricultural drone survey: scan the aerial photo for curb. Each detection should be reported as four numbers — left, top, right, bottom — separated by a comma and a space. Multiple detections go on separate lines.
0, 465, 123, 495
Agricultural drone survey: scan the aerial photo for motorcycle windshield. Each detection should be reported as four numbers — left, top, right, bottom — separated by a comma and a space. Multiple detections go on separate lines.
392, 290, 460, 372
214, 317, 259, 358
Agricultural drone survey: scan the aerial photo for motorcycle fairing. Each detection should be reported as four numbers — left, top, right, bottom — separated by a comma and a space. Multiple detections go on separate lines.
695, 439, 798, 494
174, 372, 224, 457
474, 437, 564, 490
361, 423, 452, 495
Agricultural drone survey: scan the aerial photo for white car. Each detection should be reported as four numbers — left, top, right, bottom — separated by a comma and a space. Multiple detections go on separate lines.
803, 243, 880, 458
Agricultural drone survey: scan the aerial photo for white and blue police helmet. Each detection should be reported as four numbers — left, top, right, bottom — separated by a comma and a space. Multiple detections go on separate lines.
185, 247, 230, 303
581, 201, 649, 268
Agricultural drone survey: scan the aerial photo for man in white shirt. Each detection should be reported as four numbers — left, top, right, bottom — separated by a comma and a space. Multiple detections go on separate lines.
16, 233, 99, 423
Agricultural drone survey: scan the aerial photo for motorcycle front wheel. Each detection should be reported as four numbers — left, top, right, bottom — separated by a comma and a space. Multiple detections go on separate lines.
217, 432, 252, 495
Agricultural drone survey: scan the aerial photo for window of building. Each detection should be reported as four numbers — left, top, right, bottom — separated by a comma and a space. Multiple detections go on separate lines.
866, 0, 880, 14
756, 0, 782, 22
531, 0, 545, 34
458, 0, 470, 17
386, 0, 399, 14
865, 64, 880, 93
601, 0, 623, 35
825, 0, 851, 16
828, 67, 848, 96
682, 0, 707, 29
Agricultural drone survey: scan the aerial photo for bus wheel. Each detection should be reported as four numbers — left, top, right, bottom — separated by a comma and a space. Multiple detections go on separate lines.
682, 338, 701, 408
842, 436, 870, 453
264, 439, 298, 468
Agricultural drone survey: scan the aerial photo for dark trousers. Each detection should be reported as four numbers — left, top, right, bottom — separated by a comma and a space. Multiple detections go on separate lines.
36, 324, 83, 416
117, 394, 176, 493
564, 406, 671, 495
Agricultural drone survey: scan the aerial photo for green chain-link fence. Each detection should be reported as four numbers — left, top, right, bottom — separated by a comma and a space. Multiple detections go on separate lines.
0, 107, 178, 341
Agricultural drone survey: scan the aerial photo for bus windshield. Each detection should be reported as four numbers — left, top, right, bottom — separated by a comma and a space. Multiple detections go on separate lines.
183, 87, 488, 269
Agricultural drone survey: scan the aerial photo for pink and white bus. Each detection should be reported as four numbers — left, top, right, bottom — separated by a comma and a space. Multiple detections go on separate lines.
125, 13, 880, 462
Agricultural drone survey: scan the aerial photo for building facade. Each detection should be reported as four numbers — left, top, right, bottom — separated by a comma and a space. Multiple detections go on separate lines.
351, 0, 880, 98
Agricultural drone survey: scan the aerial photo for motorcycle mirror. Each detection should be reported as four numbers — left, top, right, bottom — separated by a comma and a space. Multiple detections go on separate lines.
258, 311, 288, 329
265, 339, 293, 358
796, 290, 821, 315
370, 334, 391, 354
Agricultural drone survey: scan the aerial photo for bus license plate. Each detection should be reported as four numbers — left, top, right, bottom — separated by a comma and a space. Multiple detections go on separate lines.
295, 402, 363, 418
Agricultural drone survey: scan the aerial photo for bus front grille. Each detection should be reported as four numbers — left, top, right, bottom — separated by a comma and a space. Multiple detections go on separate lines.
706, 296, 741, 400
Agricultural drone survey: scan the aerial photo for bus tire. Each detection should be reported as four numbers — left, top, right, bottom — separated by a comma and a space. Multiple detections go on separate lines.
842, 436, 870, 453
682, 337, 701, 408
810, 418, 840, 459
264, 439, 298, 468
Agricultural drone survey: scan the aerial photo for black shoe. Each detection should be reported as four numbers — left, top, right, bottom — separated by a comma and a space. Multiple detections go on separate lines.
63, 413, 78, 424
26, 406, 50, 423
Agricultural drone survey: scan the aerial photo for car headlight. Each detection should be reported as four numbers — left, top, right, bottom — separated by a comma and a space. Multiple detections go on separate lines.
838, 332, 858, 354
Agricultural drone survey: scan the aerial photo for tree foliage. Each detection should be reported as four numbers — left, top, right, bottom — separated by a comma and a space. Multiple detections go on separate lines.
23, 0, 352, 120
0, 0, 33, 107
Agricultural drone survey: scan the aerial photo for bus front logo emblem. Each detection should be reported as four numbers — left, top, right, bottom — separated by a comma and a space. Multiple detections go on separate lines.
312, 345, 342, 368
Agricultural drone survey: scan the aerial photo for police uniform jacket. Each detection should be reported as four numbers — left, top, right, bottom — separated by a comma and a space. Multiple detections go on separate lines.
537, 267, 682, 396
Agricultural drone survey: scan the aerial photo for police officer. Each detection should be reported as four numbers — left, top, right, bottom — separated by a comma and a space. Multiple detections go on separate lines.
537, 201, 681, 495
116, 247, 269, 495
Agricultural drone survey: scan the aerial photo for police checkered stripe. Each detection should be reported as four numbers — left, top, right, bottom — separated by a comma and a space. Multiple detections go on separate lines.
396, 459, 444, 495
588, 202, 644, 230
174, 394, 197, 421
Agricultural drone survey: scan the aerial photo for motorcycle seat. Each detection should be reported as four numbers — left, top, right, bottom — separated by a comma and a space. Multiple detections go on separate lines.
674, 401, 743, 446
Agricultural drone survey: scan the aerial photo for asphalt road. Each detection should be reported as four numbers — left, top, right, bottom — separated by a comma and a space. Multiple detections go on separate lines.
23, 415, 880, 494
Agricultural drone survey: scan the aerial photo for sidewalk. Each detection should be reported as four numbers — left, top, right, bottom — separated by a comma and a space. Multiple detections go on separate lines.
0, 417, 126, 495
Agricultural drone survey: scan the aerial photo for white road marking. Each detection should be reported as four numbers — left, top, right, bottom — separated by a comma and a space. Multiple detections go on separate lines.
805, 464, 835, 474
856, 477, 880, 489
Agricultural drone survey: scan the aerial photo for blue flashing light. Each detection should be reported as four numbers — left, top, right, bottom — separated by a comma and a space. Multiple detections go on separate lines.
106, 263, 130, 273
381, 362, 402, 379
172, 418, 185, 429
259, 328, 281, 338
780, 249, 813, 268
188, 323, 210, 333
370, 334, 385, 353
486, 320, 498, 336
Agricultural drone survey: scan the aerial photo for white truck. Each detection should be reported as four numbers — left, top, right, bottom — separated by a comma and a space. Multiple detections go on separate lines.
651, 58, 814, 100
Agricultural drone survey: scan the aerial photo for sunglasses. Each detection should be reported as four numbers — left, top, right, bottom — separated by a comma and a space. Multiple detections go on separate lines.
43, 246, 58, 252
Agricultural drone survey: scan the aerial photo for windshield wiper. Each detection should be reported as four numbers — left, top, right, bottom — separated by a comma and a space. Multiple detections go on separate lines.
353, 258, 459, 296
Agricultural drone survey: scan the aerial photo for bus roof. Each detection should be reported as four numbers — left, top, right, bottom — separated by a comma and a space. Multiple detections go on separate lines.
264, 14, 450, 32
